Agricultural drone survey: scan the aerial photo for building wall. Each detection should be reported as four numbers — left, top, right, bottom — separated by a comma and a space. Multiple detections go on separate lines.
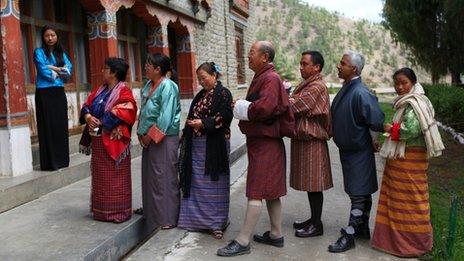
4, 0, 257, 141
193, 0, 256, 99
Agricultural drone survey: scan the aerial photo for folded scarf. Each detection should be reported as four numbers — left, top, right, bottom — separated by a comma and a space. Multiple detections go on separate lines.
380, 83, 444, 159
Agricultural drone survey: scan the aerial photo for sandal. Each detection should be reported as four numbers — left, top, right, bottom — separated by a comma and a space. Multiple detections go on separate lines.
212, 230, 224, 239
161, 225, 176, 230
134, 208, 143, 215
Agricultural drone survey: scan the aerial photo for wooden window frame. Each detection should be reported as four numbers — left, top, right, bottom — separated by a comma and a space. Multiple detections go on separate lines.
116, 9, 143, 87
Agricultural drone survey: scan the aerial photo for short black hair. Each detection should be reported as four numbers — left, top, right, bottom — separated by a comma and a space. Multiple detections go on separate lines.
146, 53, 171, 76
105, 57, 129, 81
258, 42, 275, 62
393, 67, 417, 84
301, 50, 324, 72
196, 62, 221, 79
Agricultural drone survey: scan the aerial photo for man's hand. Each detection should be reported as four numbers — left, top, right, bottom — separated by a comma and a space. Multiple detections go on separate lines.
372, 140, 380, 152
384, 123, 392, 133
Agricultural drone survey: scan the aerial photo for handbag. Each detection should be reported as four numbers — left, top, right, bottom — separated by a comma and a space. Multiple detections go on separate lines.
147, 124, 166, 144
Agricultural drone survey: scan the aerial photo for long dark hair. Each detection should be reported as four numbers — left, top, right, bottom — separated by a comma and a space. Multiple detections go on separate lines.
41, 25, 65, 67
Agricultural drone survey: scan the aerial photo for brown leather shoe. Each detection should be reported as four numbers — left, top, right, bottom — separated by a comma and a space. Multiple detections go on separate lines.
293, 219, 311, 230
295, 223, 323, 237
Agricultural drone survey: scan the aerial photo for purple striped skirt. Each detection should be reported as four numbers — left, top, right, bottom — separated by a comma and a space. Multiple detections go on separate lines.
178, 136, 230, 231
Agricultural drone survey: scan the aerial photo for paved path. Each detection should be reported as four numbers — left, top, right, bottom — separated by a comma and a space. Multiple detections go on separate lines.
128, 140, 417, 261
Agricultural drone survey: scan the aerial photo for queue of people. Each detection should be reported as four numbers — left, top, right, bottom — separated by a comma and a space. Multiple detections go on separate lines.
33, 24, 444, 259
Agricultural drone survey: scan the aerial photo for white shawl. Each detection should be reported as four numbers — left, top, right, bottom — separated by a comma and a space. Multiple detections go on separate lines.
380, 83, 444, 159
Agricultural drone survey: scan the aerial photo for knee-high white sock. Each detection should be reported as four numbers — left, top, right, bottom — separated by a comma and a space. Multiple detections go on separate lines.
235, 199, 262, 245
266, 198, 283, 239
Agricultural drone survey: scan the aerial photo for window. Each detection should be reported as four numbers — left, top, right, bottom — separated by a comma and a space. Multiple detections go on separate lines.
235, 25, 246, 84
116, 9, 146, 83
21, 24, 32, 83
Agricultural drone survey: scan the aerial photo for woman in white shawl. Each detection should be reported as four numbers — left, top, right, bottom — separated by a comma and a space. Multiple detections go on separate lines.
372, 68, 444, 257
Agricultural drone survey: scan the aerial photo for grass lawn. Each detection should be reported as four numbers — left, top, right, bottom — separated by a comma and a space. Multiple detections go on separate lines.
379, 102, 464, 260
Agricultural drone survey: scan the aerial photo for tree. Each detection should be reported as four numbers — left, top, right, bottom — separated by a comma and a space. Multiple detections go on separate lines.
382, 0, 464, 84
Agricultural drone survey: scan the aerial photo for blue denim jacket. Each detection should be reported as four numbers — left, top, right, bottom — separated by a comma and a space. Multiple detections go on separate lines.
33, 47, 73, 88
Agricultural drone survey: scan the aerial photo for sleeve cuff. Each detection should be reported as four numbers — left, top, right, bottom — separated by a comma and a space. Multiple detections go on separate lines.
62, 67, 71, 75
390, 122, 401, 141
233, 99, 251, 121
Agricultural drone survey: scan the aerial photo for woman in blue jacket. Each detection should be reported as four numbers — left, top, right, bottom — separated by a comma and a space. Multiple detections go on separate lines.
34, 25, 72, 170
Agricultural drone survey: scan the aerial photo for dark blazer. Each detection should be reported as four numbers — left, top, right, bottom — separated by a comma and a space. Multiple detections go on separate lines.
331, 77, 385, 195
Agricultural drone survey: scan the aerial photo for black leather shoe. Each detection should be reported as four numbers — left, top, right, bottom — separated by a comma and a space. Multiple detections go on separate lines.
328, 229, 355, 253
253, 231, 284, 247
293, 219, 311, 230
295, 223, 323, 237
217, 240, 251, 257
355, 226, 371, 240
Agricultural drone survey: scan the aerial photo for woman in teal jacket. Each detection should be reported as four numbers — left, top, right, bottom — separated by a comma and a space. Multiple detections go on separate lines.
136, 53, 181, 229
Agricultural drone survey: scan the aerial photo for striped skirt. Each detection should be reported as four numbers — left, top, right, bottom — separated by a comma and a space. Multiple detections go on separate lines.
178, 136, 230, 231
372, 147, 432, 257
290, 138, 333, 192
91, 136, 132, 223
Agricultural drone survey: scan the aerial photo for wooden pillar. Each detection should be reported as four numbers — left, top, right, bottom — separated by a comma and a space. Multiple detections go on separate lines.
0, 0, 33, 176
87, 9, 118, 89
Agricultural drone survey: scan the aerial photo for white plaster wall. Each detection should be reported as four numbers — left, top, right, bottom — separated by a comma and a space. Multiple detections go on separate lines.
0, 126, 33, 177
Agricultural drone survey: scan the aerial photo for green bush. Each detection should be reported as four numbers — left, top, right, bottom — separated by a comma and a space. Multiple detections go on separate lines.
423, 84, 464, 132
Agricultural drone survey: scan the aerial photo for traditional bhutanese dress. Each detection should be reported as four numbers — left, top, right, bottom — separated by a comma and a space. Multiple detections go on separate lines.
80, 82, 137, 223
290, 74, 333, 192
33, 47, 72, 170
372, 105, 432, 257
178, 82, 233, 231
236, 63, 295, 200
137, 78, 181, 227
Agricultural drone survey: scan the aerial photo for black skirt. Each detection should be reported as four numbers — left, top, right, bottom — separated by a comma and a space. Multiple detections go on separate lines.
35, 87, 69, 170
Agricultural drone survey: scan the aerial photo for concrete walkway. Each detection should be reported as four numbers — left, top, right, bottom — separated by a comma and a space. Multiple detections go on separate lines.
127, 139, 417, 261
0, 119, 246, 261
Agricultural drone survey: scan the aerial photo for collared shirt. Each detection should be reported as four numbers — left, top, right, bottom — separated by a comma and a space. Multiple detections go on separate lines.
33, 47, 73, 88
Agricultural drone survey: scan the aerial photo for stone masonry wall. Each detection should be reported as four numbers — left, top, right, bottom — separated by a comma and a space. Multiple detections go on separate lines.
193, 0, 257, 99
143, 0, 257, 99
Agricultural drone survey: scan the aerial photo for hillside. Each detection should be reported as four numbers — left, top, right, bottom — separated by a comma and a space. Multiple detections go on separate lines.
254, 0, 430, 87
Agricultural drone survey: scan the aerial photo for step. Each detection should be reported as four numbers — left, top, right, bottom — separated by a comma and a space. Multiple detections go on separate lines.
1, 117, 243, 214
0, 139, 247, 260
0, 141, 142, 214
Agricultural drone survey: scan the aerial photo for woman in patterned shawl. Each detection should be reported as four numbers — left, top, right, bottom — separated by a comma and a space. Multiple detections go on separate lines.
79, 57, 137, 223
178, 62, 233, 239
